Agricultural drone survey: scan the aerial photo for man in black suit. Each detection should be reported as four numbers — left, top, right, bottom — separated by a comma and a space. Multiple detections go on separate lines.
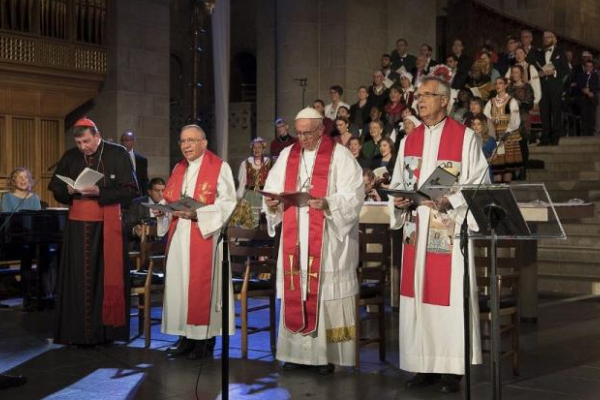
121, 131, 149, 193
536, 31, 570, 146
391, 38, 417, 73
419, 43, 438, 74
447, 55, 468, 90
382, 53, 400, 86
451, 39, 472, 75
520, 29, 538, 65
576, 60, 600, 136
496, 35, 518, 76
126, 177, 166, 250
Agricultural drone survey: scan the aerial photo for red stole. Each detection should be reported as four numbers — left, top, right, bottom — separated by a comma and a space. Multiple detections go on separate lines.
68, 200, 126, 327
282, 136, 335, 335
164, 151, 223, 325
400, 118, 465, 306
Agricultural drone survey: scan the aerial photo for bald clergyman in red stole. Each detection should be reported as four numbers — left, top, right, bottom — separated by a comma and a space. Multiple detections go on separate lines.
262, 107, 364, 375
157, 125, 236, 360
49, 118, 138, 345
389, 76, 489, 393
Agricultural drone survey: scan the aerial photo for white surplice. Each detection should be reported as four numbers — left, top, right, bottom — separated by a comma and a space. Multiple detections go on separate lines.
262, 142, 364, 366
158, 155, 237, 340
389, 119, 488, 374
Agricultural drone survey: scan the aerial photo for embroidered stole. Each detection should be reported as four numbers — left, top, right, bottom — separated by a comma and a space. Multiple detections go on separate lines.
164, 151, 222, 325
400, 118, 465, 306
282, 137, 335, 335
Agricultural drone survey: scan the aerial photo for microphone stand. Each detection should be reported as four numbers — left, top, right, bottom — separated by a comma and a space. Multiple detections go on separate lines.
459, 129, 511, 400
214, 196, 246, 400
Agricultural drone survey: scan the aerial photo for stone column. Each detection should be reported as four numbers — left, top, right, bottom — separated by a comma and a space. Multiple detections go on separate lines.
89, 0, 171, 180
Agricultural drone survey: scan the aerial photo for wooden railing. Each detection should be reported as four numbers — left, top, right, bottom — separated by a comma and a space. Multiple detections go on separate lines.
0, 0, 107, 45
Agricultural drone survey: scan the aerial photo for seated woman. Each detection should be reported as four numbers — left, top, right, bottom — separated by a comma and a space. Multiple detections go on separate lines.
348, 137, 370, 170
370, 137, 396, 189
361, 120, 386, 160
471, 114, 497, 159
0, 167, 41, 308
1, 168, 41, 212
333, 116, 356, 147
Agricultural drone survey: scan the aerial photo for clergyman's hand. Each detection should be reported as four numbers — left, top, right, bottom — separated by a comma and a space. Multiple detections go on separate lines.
78, 186, 100, 196
265, 196, 280, 208
393, 197, 412, 210
307, 198, 329, 211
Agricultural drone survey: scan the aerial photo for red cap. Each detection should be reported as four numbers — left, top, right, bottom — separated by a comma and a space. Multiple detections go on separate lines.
74, 117, 97, 129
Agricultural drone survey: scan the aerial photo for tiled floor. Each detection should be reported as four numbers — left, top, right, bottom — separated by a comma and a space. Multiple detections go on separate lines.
1, 296, 600, 400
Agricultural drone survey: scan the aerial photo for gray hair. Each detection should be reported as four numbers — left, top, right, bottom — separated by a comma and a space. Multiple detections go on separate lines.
180, 124, 206, 140
420, 76, 451, 99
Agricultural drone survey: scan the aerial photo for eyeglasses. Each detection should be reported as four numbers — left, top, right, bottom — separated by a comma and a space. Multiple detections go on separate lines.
295, 127, 320, 137
178, 138, 202, 145
414, 92, 445, 101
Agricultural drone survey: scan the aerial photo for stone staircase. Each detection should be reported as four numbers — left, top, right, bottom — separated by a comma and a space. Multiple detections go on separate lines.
527, 137, 600, 295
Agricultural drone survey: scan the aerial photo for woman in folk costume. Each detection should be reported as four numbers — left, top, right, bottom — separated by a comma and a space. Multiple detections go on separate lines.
484, 77, 522, 183
232, 137, 272, 228
389, 76, 488, 394
158, 125, 237, 360
262, 107, 364, 375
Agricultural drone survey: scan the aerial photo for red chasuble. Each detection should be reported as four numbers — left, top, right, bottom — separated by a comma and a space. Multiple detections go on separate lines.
282, 136, 335, 335
163, 151, 223, 325
400, 118, 465, 306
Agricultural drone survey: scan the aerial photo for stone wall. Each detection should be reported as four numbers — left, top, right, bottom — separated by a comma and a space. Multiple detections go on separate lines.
256, 0, 437, 141
88, 0, 171, 180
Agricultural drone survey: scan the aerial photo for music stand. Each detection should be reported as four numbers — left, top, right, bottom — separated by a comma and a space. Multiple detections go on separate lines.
457, 183, 565, 400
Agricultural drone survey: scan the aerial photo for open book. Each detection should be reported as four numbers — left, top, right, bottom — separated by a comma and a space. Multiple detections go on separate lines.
384, 166, 458, 206
142, 197, 205, 214
55, 167, 104, 190
256, 190, 314, 207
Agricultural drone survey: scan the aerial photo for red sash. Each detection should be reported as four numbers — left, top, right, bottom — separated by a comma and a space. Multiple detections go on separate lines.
164, 151, 223, 325
282, 136, 335, 335
400, 118, 465, 306
69, 199, 126, 327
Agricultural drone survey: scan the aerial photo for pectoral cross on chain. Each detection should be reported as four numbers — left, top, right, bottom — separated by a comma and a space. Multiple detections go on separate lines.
307, 256, 318, 294
285, 254, 299, 291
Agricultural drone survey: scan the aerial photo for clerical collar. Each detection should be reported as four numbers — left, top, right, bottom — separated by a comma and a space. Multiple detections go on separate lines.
188, 154, 203, 166
277, 135, 291, 143
424, 117, 447, 130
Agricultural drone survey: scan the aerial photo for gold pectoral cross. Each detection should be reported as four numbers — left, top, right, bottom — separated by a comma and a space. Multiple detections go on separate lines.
307, 256, 318, 294
285, 254, 299, 291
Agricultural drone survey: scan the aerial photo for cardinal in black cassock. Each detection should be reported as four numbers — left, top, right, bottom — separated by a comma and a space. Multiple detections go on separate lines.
48, 117, 138, 345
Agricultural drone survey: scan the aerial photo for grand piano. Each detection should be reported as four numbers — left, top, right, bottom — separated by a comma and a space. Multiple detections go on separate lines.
0, 209, 68, 308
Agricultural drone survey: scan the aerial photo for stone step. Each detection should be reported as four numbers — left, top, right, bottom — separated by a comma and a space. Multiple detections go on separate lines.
545, 189, 600, 202
538, 247, 600, 263
538, 279, 597, 296
543, 180, 600, 192
540, 233, 600, 247
535, 161, 600, 172
561, 222, 600, 235
527, 170, 600, 181
538, 260, 600, 278
530, 144, 600, 154
548, 136, 600, 146
530, 153, 598, 163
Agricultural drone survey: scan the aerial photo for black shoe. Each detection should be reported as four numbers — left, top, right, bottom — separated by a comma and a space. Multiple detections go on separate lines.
282, 362, 310, 371
186, 340, 214, 360
404, 373, 441, 389
316, 364, 335, 375
438, 374, 462, 393
167, 337, 195, 358
0, 373, 27, 390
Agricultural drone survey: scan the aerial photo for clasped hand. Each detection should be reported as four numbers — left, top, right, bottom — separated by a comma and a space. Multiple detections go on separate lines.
68, 185, 99, 196
265, 196, 329, 211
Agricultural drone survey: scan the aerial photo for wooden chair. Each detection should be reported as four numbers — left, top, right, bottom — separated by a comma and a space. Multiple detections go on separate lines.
228, 226, 278, 359
355, 224, 390, 368
475, 240, 520, 375
130, 224, 166, 348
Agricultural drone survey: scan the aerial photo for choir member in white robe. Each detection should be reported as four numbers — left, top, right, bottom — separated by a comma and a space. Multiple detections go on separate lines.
389, 76, 488, 393
262, 107, 364, 374
158, 125, 236, 360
